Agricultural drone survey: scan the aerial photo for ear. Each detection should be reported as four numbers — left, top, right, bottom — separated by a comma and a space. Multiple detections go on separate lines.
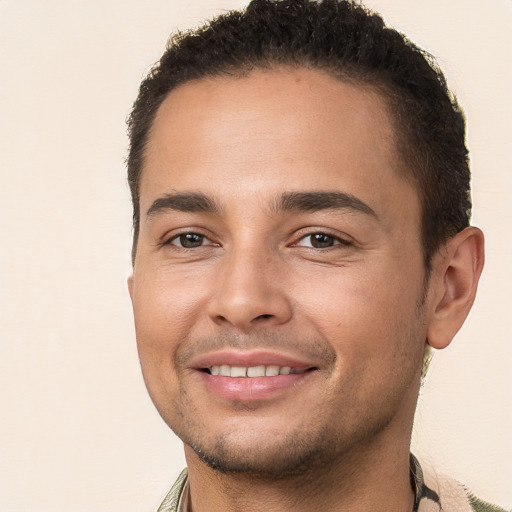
427, 227, 485, 350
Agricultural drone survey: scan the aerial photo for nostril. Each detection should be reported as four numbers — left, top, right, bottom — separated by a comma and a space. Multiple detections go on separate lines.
255, 314, 273, 320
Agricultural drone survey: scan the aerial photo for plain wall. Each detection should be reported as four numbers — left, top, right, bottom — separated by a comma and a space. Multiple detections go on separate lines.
1, 1, 511, 510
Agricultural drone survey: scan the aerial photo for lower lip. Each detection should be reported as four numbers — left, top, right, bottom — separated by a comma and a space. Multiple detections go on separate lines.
198, 371, 312, 401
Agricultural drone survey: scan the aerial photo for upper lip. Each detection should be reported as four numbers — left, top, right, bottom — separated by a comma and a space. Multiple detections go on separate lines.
190, 350, 319, 371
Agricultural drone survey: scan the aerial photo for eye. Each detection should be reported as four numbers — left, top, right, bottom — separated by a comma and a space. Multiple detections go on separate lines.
295, 233, 346, 249
168, 232, 210, 248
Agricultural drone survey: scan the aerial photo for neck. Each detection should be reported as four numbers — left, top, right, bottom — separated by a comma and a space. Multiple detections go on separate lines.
184, 429, 415, 512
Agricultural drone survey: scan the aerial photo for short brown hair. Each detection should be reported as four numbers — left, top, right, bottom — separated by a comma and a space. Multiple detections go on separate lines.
127, 0, 471, 268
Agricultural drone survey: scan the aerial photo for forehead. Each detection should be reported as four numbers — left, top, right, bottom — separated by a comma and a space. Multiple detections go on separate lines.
141, 68, 418, 222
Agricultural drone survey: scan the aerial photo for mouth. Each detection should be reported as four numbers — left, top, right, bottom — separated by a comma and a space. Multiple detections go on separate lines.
204, 365, 315, 377
191, 352, 319, 401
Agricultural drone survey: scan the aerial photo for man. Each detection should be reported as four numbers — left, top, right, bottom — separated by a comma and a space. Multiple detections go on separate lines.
126, 1, 506, 510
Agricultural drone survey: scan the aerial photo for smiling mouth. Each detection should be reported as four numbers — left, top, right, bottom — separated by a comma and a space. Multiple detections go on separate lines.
205, 365, 316, 378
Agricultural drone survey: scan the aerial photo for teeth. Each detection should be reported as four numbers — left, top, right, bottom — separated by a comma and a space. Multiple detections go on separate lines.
265, 365, 280, 376
230, 366, 247, 377
219, 365, 231, 377
247, 365, 265, 377
209, 365, 296, 377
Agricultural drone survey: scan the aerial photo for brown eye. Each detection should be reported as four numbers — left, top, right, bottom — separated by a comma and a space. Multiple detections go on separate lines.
295, 233, 340, 249
171, 233, 206, 248
309, 233, 336, 248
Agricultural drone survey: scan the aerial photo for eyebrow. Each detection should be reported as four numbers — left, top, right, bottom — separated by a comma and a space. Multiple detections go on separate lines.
273, 191, 377, 218
145, 190, 377, 220
146, 192, 220, 218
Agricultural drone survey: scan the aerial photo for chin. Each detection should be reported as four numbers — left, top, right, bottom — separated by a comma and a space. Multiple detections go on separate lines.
186, 432, 336, 478
176, 409, 385, 480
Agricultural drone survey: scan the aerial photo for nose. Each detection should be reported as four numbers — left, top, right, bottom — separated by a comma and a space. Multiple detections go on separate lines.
207, 246, 293, 331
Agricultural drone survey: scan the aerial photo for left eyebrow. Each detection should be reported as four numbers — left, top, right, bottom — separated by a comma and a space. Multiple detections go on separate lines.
273, 191, 377, 218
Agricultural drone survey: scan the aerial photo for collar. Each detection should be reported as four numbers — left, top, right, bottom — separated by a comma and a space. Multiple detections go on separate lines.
410, 453, 441, 512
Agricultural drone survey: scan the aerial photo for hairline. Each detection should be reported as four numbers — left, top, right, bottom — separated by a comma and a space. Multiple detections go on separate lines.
131, 63, 437, 268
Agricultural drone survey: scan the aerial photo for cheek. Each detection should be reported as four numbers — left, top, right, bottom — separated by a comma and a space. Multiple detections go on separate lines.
293, 261, 424, 355
297, 268, 425, 413
130, 273, 207, 399
132, 267, 211, 342
130, 276, 191, 407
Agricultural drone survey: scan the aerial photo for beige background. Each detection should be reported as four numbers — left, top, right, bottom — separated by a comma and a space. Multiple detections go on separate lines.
1, 1, 511, 510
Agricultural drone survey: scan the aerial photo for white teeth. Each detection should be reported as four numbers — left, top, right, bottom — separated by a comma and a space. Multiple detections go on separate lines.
265, 365, 280, 376
219, 365, 231, 377
230, 366, 247, 377
209, 364, 297, 377
247, 365, 266, 377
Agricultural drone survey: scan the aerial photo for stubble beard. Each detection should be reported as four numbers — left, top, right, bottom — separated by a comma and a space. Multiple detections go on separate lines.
167, 371, 415, 481
181, 418, 387, 480
184, 408, 365, 478
166, 332, 347, 479
161, 306, 426, 480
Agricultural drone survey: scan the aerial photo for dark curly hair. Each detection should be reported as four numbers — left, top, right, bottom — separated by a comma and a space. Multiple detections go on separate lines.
127, 0, 471, 268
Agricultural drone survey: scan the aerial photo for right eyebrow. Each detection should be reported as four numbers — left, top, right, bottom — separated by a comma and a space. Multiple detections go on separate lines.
146, 192, 220, 219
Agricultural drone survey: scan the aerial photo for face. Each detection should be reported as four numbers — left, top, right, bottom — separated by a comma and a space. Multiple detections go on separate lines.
129, 68, 430, 477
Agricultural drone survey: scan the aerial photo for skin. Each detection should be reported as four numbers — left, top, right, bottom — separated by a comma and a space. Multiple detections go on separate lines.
128, 68, 484, 511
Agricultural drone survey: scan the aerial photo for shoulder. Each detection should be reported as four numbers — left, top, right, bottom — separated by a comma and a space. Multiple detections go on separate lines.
414, 457, 510, 512
467, 494, 511, 512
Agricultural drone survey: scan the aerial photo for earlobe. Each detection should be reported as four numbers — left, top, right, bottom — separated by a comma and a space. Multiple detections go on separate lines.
427, 227, 485, 350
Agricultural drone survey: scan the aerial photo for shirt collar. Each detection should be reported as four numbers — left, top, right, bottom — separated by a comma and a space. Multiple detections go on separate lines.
410, 453, 441, 512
